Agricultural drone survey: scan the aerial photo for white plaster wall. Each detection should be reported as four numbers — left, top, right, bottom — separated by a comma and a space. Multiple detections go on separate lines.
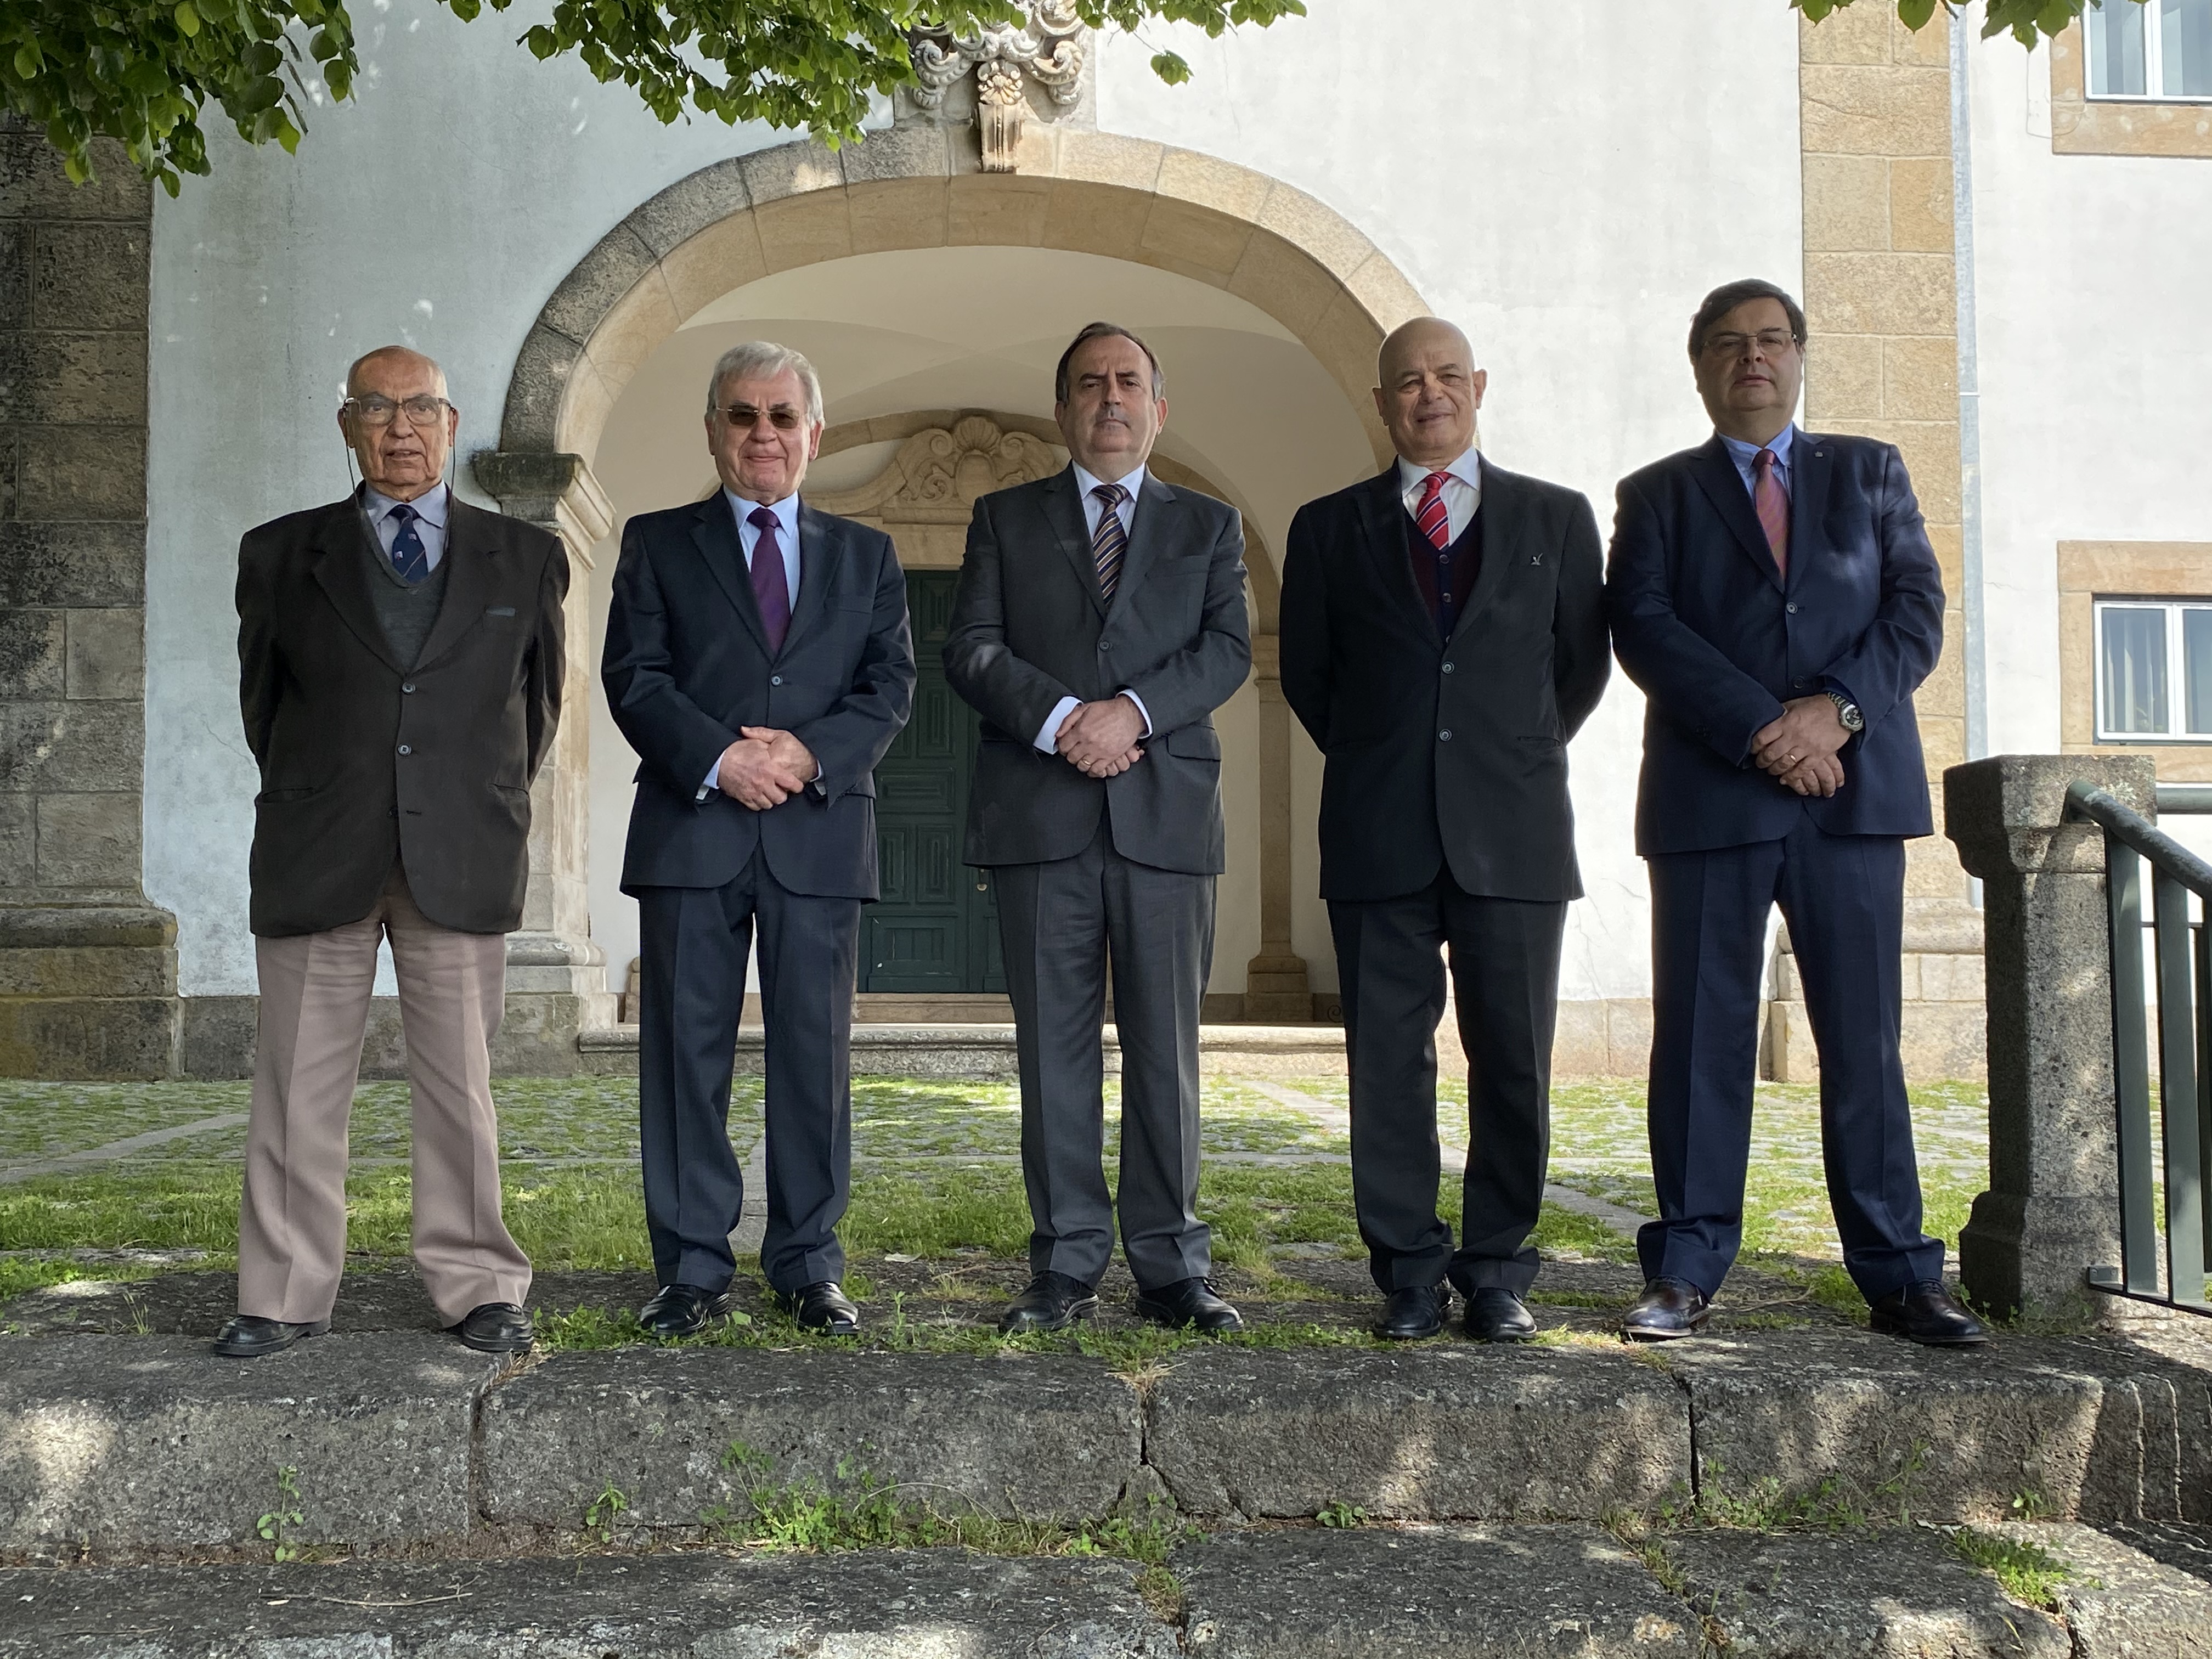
1966, 28, 2212, 823
144, 0, 1804, 1003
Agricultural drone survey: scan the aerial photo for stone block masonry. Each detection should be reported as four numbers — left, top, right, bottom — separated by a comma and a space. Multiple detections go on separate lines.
0, 118, 176, 1080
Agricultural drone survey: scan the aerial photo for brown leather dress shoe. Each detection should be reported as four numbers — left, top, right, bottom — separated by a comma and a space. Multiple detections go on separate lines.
1868, 1280, 1990, 1346
1621, 1277, 1711, 1341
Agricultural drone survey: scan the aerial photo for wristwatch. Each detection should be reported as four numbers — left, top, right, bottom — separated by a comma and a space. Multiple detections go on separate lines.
1826, 691, 1864, 733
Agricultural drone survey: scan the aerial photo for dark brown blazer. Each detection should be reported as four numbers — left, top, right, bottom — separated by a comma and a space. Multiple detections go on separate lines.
236, 493, 568, 936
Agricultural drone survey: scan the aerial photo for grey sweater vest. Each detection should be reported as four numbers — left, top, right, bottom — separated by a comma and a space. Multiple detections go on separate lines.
363, 521, 453, 668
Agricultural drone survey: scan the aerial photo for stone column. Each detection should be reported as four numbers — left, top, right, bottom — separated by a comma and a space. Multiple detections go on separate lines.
0, 123, 178, 1079
471, 450, 618, 1069
1944, 753, 2157, 1319
1243, 634, 1310, 1023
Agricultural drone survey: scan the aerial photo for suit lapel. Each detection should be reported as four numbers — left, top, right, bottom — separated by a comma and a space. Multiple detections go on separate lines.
1355, 466, 1436, 640
1041, 467, 1107, 621
1445, 456, 1518, 647
1689, 435, 1785, 592
309, 496, 409, 675
690, 493, 771, 655
410, 500, 501, 670
1786, 433, 1831, 593
778, 501, 838, 657
1104, 471, 1175, 623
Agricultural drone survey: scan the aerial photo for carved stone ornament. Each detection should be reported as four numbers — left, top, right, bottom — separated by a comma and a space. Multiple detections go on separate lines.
809, 416, 1064, 523
909, 1, 1085, 172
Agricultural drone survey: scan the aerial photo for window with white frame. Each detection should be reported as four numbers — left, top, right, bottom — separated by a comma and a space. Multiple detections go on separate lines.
2086, 0, 2212, 99
2096, 599, 2212, 741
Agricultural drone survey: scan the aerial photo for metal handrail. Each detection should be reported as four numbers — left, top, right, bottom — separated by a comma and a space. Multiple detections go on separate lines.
2155, 782, 2212, 816
2065, 781, 2210, 1316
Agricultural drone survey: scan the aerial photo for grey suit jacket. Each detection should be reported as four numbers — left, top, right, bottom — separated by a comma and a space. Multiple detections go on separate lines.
944, 466, 1251, 875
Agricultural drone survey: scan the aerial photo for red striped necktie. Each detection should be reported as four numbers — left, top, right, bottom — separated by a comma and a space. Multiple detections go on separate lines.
1753, 448, 1789, 578
1415, 471, 1452, 551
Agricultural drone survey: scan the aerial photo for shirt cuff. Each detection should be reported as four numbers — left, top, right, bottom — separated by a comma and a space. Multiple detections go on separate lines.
698, 759, 721, 802
1119, 690, 1153, 740
1034, 695, 1082, 753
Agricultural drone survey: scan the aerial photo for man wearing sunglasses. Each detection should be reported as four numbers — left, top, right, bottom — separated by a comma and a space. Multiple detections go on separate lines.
604, 342, 915, 1339
219, 346, 566, 1358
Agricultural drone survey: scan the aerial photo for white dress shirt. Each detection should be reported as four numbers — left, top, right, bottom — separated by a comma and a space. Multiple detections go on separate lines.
699, 488, 815, 800
1395, 448, 1482, 543
1035, 463, 1154, 753
362, 482, 450, 572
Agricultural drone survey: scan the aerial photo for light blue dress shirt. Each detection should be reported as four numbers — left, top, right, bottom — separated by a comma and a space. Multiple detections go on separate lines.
1035, 462, 1153, 753
361, 482, 449, 572
699, 488, 814, 800
1717, 423, 1797, 498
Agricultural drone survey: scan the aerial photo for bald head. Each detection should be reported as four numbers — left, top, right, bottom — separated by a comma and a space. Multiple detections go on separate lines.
1373, 317, 1486, 470
339, 345, 456, 504
347, 346, 447, 400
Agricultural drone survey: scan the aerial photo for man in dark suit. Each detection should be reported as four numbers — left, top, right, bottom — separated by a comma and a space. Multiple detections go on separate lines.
603, 341, 914, 1339
1606, 278, 1985, 1346
1280, 318, 1609, 1343
945, 322, 1251, 1336
219, 345, 566, 1358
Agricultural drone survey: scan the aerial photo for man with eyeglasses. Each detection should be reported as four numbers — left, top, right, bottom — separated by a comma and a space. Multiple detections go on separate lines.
218, 346, 567, 1358
1605, 278, 1985, 1347
603, 341, 915, 1339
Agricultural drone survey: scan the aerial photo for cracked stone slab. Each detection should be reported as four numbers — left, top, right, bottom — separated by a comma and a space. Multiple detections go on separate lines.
1173, 1523, 1699, 1657
1144, 1347, 1691, 1520
0, 1550, 1178, 1657
1665, 1527, 2072, 1659
1667, 1332, 2174, 1522
1987, 1521, 2212, 1659
479, 1347, 1143, 1527
0, 1334, 493, 1554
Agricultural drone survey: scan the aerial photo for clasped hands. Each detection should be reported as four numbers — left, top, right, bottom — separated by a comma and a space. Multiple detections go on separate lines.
1751, 696, 1849, 798
716, 726, 820, 810
1057, 694, 1147, 780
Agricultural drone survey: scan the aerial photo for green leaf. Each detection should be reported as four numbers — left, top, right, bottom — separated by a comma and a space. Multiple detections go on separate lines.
173, 2, 201, 38
1897, 0, 1939, 29
1149, 49, 1191, 84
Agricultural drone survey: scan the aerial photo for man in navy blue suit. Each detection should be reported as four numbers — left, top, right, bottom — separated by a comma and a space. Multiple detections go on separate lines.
1605, 279, 1986, 1347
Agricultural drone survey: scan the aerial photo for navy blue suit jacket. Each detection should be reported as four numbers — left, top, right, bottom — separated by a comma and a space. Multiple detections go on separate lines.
1605, 432, 1942, 856
603, 493, 916, 899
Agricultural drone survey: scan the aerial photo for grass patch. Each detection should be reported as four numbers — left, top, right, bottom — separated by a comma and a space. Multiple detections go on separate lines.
1530, 1202, 1637, 1263
1666, 1449, 1928, 1533
1946, 1527, 2076, 1611
0, 1255, 178, 1301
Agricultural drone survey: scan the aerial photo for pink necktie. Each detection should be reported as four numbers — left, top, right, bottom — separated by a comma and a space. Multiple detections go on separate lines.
1753, 448, 1789, 578
1415, 471, 1452, 551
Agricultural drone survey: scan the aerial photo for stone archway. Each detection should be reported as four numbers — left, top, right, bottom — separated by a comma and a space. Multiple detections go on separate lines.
475, 129, 1430, 1042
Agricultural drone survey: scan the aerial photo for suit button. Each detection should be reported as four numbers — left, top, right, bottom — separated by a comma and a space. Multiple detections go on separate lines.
397, 744, 411, 756
1100, 641, 1113, 653
400, 682, 415, 693
1786, 602, 1798, 614
1438, 729, 1453, 742
770, 675, 783, 686
1441, 662, 1455, 674
1794, 678, 1808, 690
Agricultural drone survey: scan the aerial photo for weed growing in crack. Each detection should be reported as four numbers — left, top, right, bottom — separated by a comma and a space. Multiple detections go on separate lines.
256, 1466, 305, 1563
1657, 1448, 1929, 1533
1315, 1499, 1367, 1528
584, 1482, 629, 1544
1946, 1527, 2086, 1611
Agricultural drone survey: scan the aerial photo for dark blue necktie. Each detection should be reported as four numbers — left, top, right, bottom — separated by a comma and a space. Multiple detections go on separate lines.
388, 502, 430, 585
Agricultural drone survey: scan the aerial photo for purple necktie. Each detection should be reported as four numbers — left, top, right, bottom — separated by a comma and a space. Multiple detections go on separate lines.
747, 505, 791, 653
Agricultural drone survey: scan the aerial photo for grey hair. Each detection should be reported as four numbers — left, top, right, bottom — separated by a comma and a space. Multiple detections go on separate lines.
706, 341, 824, 424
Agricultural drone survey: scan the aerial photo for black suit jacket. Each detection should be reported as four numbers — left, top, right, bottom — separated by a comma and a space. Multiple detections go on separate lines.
943, 467, 1251, 876
602, 494, 916, 900
1280, 458, 1609, 904
1605, 432, 1942, 856
236, 495, 567, 937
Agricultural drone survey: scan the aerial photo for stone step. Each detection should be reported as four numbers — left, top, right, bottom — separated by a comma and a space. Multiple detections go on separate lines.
1, 1328, 2205, 1562
1, 1519, 2207, 1657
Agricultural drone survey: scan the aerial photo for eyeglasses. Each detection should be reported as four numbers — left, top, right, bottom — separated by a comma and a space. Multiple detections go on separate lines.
345, 395, 450, 428
720, 403, 806, 431
1701, 330, 1801, 359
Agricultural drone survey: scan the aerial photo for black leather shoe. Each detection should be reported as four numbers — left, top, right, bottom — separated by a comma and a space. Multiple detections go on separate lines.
1374, 1283, 1449, 1340
212, 1315, 329, 1357
998, 1271, 1099, 1335
1134, 1277, 1245, 1335
1621, 1278, 1711, 1342
776, 1280, 860, 1335
638, 1283, 732, 1339
1869, 1280, 1990, 1347
447, 1301, 534, 1353
1464, 1287, 1537, 1343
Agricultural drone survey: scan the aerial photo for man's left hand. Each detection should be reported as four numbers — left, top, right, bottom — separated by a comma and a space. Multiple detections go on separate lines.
1057, 695, 1147, 776
740, 726, 821, 790
1751, 696, 1849, 778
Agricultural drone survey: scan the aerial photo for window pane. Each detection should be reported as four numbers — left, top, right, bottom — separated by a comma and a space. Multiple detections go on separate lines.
2186, 608, 2212, 735
2092, 0, 2150, 95
2163, 0, 2212, 94
2102, 606, 2169, 734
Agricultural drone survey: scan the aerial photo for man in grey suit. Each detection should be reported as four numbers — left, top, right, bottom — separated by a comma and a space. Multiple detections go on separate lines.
946, 322, 1252, 1336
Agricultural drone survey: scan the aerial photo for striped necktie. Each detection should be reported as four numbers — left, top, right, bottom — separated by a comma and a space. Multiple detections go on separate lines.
1091, 482, 1128, 605
1754, 448, 1789, 578
1414, 471, 1452, 551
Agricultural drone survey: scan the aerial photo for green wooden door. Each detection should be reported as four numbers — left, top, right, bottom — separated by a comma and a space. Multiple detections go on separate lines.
863, 571, 1005, 994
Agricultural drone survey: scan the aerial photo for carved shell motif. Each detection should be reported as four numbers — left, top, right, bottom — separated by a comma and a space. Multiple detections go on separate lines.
811, 417, 1065, 524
